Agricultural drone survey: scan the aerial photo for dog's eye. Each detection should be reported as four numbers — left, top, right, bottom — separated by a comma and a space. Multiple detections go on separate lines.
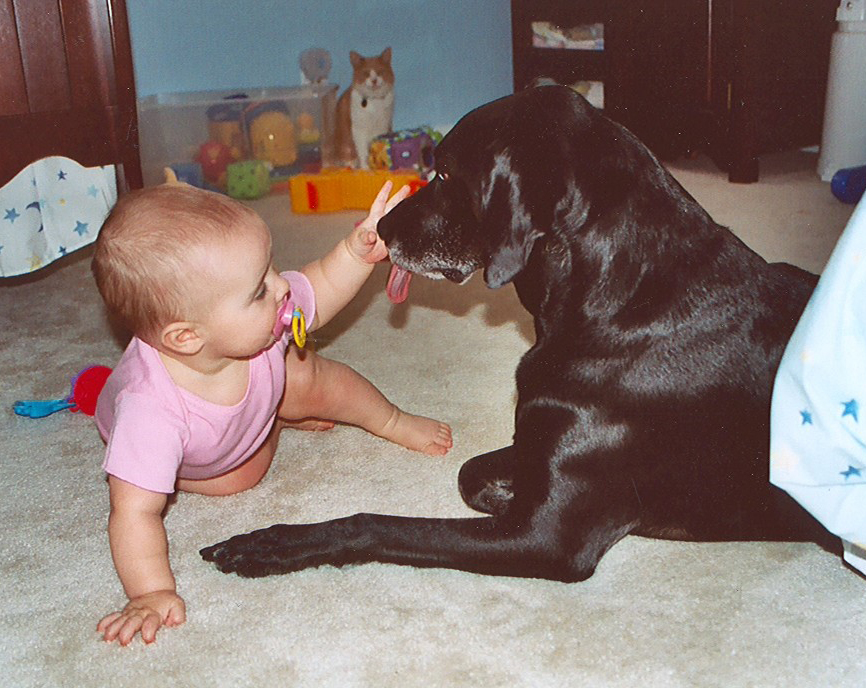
437, 171, 450, 182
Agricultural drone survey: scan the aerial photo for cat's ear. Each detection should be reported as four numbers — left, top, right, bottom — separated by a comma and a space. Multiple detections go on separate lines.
381, 47, 392, 64
350, 51, 361, 68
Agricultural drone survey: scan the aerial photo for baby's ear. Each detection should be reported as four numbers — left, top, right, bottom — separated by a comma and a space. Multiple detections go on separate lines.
160, 322, 204, 355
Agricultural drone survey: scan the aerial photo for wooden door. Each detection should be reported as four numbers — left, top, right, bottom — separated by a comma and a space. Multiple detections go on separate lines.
0, 0, 141, 189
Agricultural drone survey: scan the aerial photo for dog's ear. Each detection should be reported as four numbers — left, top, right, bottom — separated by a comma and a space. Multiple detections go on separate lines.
481, 157, 544, 289
484, 221, 543, 289
473, 87, 600, 288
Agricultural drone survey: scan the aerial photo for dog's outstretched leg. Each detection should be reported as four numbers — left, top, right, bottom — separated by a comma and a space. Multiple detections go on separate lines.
200, 507, 628, 583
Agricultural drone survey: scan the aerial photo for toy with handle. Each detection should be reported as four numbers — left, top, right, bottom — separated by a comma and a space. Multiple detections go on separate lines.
14, 365, 112, 418
273, 298, 307, 349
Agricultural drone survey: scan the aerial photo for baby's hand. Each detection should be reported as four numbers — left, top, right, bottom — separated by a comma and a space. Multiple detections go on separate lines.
347, 181, 411, 264
97, 590, 186, 646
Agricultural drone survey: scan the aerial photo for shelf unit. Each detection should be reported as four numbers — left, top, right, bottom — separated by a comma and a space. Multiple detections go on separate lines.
511, 0, 837, 183
511, 0, 607, 103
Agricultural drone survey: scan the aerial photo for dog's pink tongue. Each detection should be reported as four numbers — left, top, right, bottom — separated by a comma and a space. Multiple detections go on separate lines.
386, 263, 412, 304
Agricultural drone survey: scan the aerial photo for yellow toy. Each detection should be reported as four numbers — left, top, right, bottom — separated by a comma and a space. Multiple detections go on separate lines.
297, 112, 321, 144
289, 168, 426, 213
248, 108, 297, 168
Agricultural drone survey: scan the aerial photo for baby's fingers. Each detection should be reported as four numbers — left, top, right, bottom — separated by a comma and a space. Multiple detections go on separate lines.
164, 603, 187, 628
96, 611, 122, 634
369, 180, 394, 216
116, 615, 148, 646
98, 608, 161, 646
140, 613, 163, 644
384, 184, 411, 214
99, 612, 140, 645
363, 230, 380, 248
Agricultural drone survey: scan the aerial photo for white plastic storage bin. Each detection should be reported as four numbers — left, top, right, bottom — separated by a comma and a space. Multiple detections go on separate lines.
137, 85, 337, 188
817, 1, 866, 181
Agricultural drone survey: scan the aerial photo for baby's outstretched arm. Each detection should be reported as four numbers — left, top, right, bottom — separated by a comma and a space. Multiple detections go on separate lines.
302, 181, 410, 329
97, 477, 186, 646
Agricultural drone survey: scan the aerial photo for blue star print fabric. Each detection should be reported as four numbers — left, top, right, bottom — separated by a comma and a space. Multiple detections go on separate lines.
0, 157, 117, 277
771, 193, 866, 575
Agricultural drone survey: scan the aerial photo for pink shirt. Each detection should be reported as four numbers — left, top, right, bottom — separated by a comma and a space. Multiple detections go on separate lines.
96, 271, 316, 493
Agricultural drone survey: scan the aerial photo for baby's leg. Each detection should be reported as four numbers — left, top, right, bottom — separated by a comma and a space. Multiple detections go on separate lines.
177, 420, 280, 496
282, 417, 335, 432
280, 347, 452, 456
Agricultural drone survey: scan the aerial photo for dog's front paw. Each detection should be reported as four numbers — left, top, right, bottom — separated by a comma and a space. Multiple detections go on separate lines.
200, 524, 296, 578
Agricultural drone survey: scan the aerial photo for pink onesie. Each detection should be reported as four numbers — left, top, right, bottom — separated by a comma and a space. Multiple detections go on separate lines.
96, 271, 316, 493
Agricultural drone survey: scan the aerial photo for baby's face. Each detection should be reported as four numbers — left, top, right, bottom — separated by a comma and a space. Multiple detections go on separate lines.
192, 218, 290, 358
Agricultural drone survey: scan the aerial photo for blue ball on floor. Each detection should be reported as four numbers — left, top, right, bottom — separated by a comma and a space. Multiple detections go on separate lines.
831, 164, 866, 204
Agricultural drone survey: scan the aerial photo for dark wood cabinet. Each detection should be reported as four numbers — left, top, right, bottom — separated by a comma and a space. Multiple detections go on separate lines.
512, 0, 838, 182
0, 0, 142, 190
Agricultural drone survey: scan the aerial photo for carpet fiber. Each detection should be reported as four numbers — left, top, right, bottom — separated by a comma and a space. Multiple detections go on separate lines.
2, 151, 864, 687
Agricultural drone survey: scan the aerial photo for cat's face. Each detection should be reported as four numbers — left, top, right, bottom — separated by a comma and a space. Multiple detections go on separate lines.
349, 48, 394, 99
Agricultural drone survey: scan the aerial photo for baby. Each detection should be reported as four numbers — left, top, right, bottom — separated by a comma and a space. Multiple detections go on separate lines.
92, 181, 451, 646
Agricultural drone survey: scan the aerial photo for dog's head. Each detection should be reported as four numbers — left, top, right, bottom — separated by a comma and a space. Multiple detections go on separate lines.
378, 86, 640, 298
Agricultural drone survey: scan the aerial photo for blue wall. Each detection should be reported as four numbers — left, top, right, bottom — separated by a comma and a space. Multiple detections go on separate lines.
127, 0, 514, 131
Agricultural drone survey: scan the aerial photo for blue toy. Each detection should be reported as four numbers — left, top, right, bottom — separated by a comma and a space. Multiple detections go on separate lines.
14, 365, 111, 418
167, 162, 204, 188
832, 164, 866, 204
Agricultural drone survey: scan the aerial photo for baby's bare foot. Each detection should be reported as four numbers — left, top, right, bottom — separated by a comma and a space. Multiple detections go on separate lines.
281, 418, 336, 432
379, 408, 453, 456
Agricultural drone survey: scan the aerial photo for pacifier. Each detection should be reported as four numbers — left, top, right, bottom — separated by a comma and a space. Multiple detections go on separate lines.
274, 298, 307, 348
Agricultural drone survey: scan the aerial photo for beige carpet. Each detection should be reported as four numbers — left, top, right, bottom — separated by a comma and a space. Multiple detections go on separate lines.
2, 150, 864, 687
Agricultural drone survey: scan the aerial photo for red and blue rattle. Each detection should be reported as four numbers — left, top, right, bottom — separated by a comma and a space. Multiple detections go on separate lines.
13, 365, 112, 418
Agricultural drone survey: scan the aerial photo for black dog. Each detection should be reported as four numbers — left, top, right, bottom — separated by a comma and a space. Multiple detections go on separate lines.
202, 86, 832, 582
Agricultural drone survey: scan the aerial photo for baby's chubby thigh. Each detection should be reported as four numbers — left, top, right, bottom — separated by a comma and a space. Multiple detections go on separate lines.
176, 423, 279, 496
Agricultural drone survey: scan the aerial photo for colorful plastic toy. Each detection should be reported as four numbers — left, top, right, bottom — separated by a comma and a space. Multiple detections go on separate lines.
289, 168, 426, 214
244, 102, 298, 172
227, 160, 272, 200
297, 112, 321, 144
206, 103, 246, 160
196, 141, 234, 188
369, 126, 441, 174
167, 162, 204, 188
13, 365, 112, 418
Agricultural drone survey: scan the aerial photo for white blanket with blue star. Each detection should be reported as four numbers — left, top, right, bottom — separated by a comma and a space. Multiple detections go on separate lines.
771, 193, 866, 576
1, 157, 116, 277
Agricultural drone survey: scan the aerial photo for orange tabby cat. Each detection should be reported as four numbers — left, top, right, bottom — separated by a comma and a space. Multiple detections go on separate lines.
335, 48, 395, 168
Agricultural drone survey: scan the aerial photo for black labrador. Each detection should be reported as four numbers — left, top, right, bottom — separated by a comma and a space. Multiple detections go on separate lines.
202, 86, 832, 582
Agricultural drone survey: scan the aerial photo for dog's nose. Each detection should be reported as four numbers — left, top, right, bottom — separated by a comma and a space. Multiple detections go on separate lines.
377, 211, 396, 244
378, 187, 418, 245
